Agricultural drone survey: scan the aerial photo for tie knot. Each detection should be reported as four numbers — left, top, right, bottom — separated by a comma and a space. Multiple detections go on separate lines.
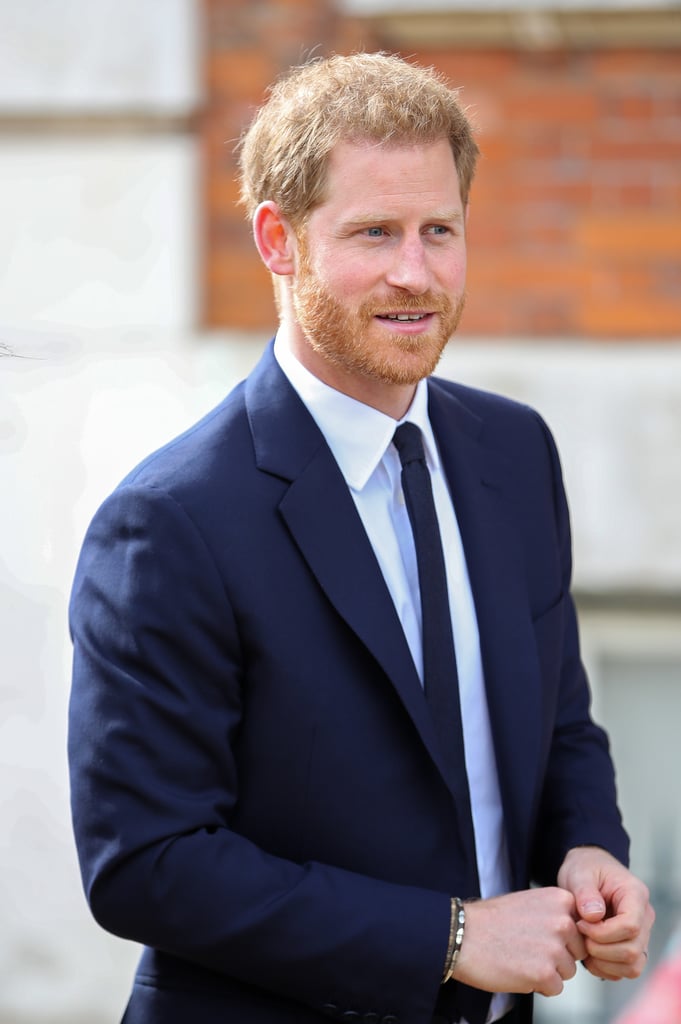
393, 422, 426, 468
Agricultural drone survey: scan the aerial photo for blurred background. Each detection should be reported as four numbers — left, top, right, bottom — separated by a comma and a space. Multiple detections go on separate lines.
0, 1, 679, 1021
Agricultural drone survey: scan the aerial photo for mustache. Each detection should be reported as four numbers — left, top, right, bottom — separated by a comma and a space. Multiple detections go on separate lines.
361, 293, 453, 315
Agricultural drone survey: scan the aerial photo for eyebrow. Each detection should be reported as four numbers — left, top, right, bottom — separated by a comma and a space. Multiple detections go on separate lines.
341, 210, 465, 229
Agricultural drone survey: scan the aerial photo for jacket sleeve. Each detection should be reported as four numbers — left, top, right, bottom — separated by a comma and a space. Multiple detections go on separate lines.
68, 482, 447, 1024
528, 412, 630, 885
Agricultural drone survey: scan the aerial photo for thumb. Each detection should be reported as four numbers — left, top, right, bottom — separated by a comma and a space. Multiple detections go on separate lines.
574, 887, 606, 923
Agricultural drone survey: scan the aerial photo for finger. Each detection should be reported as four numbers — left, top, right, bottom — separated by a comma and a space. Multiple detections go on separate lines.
582, 957, 623, 982
582, 938, 650, 979
578, 902, 654, 947
583, 949, 649, 982
558, 953, 579, 983
605, 877, 653, 930
566, 932, 588, 964
577, 915, 638, 945
535, 969, 566, 998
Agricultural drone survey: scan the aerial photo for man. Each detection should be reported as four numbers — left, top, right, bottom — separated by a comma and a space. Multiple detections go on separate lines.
68, 53, 653, 1024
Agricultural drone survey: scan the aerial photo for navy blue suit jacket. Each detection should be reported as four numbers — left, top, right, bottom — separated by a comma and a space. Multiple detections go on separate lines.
68, 342, 628, 1024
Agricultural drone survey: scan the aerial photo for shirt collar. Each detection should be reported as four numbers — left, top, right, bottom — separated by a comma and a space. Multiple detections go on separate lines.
274, 329, 441, 492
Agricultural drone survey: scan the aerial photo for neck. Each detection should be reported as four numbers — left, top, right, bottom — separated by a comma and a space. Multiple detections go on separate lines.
278, 319, 417, 420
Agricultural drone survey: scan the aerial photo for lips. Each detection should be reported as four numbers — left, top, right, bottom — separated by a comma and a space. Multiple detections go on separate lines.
380, 313, 429, 321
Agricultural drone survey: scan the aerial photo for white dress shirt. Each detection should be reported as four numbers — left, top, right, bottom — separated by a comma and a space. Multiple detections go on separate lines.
274, 331, 512, 1022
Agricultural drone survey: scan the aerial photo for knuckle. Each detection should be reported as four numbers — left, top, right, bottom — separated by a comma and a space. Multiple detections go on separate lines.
549, 977, 565, 997
557, 917, 578, 942
622, 946, 641, 968
537, 965, 559, 993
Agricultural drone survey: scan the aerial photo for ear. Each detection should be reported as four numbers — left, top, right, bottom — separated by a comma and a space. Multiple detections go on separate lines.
253, 201, 297, 276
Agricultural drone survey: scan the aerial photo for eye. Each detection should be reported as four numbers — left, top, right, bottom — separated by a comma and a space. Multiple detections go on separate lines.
365, 226, 386, 238
427, 224, 450, 236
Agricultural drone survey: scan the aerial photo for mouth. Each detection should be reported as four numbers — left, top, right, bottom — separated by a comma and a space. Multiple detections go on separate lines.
374, 311, 436, 335
378, 312, 430, 322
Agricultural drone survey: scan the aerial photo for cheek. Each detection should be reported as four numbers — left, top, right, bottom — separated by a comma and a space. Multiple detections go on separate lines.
312, 238, 382, 288
438, 252, 467, 291
321, 261, 371, 303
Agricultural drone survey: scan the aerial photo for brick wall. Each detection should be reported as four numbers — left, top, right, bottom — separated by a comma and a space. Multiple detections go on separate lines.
201, 0, 681, 338
201, 0, 340, 329
429, 45, 681, 338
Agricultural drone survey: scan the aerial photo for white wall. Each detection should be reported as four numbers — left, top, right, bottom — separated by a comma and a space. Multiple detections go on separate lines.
0, 3, 205, 1021
0, 0, 198, 113
0, 137, 198, 330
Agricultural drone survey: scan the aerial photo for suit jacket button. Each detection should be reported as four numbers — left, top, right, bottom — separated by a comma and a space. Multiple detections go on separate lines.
322, 1004, 340, 1019
381, 1016, 399, 1024
341, 1014, 361, 1022
363, 1015, 380, 1023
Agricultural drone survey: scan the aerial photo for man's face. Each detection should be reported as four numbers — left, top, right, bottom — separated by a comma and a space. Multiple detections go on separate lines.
288, 138, 467, 411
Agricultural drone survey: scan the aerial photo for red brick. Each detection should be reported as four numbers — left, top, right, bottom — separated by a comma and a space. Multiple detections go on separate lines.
205, 255, 276, 330
428, 50, 521, 83
578, 299, 681, 338
575, 214, 681, 257
503, 89, 600, 125
607, 93, 657, 121
590, 136, 681, 162
207, 50, 278, 102
592, 50, 681, 78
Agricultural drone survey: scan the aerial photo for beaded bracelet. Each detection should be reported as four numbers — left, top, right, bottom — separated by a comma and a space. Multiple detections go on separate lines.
442, 897, 466, 984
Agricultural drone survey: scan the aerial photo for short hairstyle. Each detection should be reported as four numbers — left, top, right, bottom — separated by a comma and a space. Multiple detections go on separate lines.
238, 51, 479, 226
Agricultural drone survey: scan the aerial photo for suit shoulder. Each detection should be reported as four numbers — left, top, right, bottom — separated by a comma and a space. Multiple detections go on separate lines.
428, 375, 564, 492
430, 374, 535, 420
429, 374, 553, 442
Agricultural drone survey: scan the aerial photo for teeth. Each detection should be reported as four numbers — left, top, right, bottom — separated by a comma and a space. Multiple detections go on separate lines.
385, 313, 426, 321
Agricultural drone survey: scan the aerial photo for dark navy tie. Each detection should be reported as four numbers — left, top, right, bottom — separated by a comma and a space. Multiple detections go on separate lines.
393, 423, 474, 831
393, 423, 490, 1024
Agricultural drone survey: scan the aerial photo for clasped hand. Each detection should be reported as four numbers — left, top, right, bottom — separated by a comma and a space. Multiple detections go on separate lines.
452, 846, 654, 997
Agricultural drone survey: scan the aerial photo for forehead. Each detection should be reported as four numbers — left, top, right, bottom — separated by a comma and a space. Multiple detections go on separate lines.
319, 137, 463, 216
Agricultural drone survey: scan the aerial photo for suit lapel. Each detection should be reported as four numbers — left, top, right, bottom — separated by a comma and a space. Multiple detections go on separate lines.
245, 346, 453, 792
428, 380, 542, 881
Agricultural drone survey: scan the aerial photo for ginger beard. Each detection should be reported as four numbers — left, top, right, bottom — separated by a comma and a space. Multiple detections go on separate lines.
291, 241, 466, 387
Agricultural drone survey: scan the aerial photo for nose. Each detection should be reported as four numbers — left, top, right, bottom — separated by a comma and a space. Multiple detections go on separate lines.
384, 235, 430, 295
